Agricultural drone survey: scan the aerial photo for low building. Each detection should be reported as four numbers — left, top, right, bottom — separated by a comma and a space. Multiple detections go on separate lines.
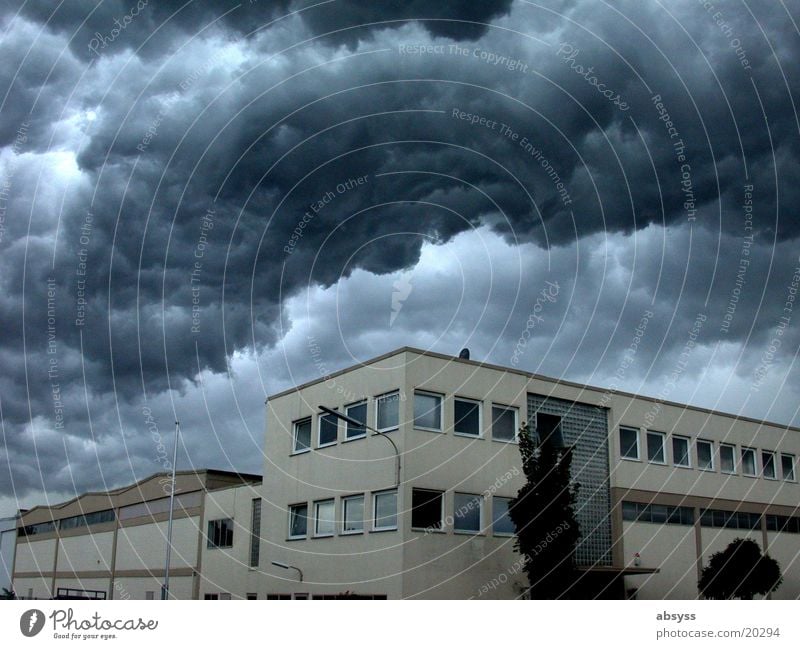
0, 514, 18, 595
261, 346, 800, 599
11, 469, 262, 600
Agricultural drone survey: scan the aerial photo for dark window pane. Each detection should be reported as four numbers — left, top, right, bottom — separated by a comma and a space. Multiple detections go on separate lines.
411, 489, 443, 529
454, 399, 480, 436
673, 437, 690, 466
492, 406, 517, 441
620, 428, 638, 459
345, 403, 367, 439
319, 413, 338, 446
647, 432, 665, 463
493, 497, 515, 534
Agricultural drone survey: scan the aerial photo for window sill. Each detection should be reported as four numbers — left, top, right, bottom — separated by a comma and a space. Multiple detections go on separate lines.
647, 460, 667, 466
621, 456, 641, 462
343, 435, 366, 443
286, 536, 307, 542
454, 432, 482, 440
414, 426, 443, 433
370, 527, 398, 533
454, 530, 485, 536
742, 473, 758, 479
673, 463, 692, 469
763, 476, 778, 481
375, 428, 398, 434
411, 527, 445, 534
698, 467, 716, 473
492, 532, 515, 538
317, 442, 337, 449
290, 448, 311, 456
313, 534, 334, 539
340, 530, 364, 536
491, 438, 518, 445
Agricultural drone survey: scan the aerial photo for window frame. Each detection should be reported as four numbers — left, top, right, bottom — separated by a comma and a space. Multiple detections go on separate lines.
672, 435, 691, 468
206, 518, 234, 549
696, 439, 715, 472
762, 450, 777, 480
453, 492, 483, 534
491, 404, 519, 443
287, 503, 309, 540
491, 496, 515, 536
741, 447, 757, 477
313, 499, 336, 538
292, 417, 312, 454
343, 400, 368, 441
411, 488, 445, 531
317, 411, 339, 448
375, 390, 401, 433
781, 453, 796, 482
372, 489, 398, 532
453, 396, 482, 438
341, 494, 365, 535
646, 430, 666, 464
413, 390, 444, 432
719, 443, 737, 474
619, 426, 640, 461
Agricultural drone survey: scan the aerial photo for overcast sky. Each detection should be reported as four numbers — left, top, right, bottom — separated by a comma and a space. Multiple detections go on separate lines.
1, 0, 799, 514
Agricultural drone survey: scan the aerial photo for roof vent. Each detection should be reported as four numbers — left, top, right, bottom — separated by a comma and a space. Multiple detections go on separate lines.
458, 348, 470, 360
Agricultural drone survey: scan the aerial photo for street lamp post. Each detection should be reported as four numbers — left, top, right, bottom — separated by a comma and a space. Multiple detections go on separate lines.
271, 561, 303, 582
317, 405, 400, 487
161, 421, 180, 600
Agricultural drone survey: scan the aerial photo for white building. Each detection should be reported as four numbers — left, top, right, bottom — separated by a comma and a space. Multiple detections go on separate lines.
261, 346, 800, 599
0, 514, 18, 595
11, 469, 262, 600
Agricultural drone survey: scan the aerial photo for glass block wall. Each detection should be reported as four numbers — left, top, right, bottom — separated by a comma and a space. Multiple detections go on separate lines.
527, 393, 612, 566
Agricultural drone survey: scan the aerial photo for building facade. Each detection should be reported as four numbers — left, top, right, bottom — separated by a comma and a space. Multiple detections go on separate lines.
11, 469, 262, 600
261, 347, 800, 599
0, 515, 17, 595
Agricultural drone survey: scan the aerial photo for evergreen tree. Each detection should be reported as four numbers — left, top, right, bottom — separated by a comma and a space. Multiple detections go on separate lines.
699, 537, 782, 599
508, 421, 582, 598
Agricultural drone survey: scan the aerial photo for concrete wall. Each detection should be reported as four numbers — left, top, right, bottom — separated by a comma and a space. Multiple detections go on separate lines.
765, 532, 800, 600
621, 521, 698, 599
56, 531, 114, 573
199, 483, 263, 599
0, 517, 16, 593
114, 517, 199, 571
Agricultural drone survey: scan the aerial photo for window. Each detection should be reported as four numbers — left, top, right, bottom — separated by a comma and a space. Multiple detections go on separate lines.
672, 435, 690, 467
741, 447, 757, 476
288, 503, 308, 539
762, 451, 777, 479
249, 498, 261, 568
373, 490, 397, 531
318, 412, 338, 447
376, 392, 400, 431
145, 591, 154, 600
266, 594, 292, 600
536, 413, 564, 448
719, 444, 736, 474
766, 515, 800, 533
492, 496, 515, 536
454, 397, 481, 437
700, 509, 761, 530
345, 402, 367, 440
620, 427, 639, 460
246, 593, 257, 600
59, 509, 115, 531
314, 499, 335, 537
646, 431, 666, 464
293, 418, 312, 453
207, 518, 233, 549
413, 391, 442, 431
492, 405, 518, 442
21, 521, 56, 536
621, 501, 694, 526
454, 493, 482, 533
342, 495, 364, 534
411, 488, 444, 530
782, 454, 796, 481
696, 439, 714, 471
204, 594, 219, 600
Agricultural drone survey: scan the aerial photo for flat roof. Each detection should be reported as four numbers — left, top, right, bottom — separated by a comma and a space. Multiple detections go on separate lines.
18, 469, 262, 522
267, 346, 800, 433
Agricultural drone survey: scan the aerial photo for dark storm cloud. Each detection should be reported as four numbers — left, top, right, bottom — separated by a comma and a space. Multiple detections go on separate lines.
1, 0, 799, 501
